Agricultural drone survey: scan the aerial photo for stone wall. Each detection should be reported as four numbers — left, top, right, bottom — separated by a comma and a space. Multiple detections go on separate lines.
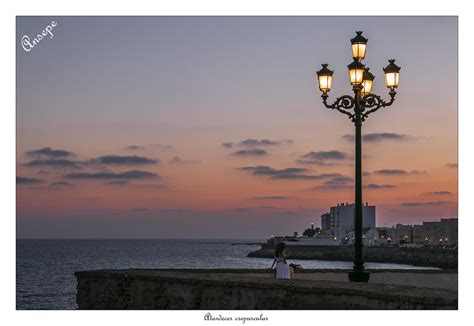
75, 269, 457, 310
249, 245, 457, 269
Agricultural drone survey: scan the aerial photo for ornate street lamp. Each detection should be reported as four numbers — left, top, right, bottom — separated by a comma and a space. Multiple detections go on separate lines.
315, 31, 401, 282
316, 64, 333, 95
347, 60, 365, 86
351, 31, 368, 61
361, 68, 375, 96
383, 59, 401, 92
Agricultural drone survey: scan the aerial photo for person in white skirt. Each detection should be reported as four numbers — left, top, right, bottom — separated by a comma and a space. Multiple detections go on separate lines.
271, 242, 291, 279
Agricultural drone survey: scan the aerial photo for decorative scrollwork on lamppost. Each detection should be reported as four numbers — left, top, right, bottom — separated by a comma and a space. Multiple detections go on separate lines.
315, 31, 401, 282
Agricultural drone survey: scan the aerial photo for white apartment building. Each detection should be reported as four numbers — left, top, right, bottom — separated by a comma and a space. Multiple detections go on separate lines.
327, 202, 376, 240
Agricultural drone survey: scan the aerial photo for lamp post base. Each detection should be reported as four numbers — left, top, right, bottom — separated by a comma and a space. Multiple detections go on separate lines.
348, 270, 370, 282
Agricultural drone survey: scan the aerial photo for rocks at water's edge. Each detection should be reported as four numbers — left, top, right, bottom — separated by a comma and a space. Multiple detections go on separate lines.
247, 245, 457, 269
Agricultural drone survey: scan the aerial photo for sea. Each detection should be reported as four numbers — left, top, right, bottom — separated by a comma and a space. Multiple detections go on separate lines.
16, 239, 437, 310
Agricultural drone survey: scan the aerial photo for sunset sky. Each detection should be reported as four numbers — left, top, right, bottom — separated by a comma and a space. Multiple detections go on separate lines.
16, 16, 457, 238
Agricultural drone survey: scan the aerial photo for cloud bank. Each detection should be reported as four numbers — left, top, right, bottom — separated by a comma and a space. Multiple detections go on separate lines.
17, 176, 44, 184
400, 201, 453, 207
342, 133, 413, 143
239, 165, 346, 180
90, 155, 158, 165
231, 149, 269, 157
65, 170, 159, 180
223, 139, 292, 148
25, 147, 74, 158
297, 150, 351, 165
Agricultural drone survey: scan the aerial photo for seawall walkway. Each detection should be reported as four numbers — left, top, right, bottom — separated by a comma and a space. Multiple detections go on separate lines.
75, 269, 457, 310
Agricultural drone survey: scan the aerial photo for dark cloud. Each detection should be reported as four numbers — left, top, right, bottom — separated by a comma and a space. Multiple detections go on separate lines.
222, 142, 234, 148
410, 170, 428, 175
240, 139, 292, 147
363, 172, 371, 176
90, 155, 158, 165
65, 170, 159, 180
273, 172, 319, 180
238, 165, 344, 180
297, 150, 351, 165
124, 145, 145, 151
231, 149, 269, 157
23, 159, 81, 169
373, 169, 427, 176
25, 147, 74, 158
327, 176, 353, 184
364, 184, 396, 189
252, 196, 290, 200
422, 191, 452, 196
49, 181, 75, 188
168, 156, 200, 165
400, 201, 453, 207
241, 139, 276, 147
224, 139, 293, 148
303, 150, 350, 161
374, 169, 407, 175
296, 159, 339, 166
238, 166, 301, 176
341, 135, 355, 142
342, 133, 412, 143
36, 170, 49, 175
21, 155, 166, 171
17, 176, 44, 184
445, 163, 457, 168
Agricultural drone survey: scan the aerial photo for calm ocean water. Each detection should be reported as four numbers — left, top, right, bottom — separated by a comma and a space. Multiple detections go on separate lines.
16, 239, 436, 310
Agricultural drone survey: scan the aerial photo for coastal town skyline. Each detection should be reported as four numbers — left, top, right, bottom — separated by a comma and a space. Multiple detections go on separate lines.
16, 16, 457, 238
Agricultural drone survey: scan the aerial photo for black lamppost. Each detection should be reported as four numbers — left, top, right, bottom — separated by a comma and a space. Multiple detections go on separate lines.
315, 31, 401, 282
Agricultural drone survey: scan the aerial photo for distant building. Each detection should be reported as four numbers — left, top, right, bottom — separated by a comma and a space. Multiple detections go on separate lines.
442, 218, 458, 245
364, 227, 379, 246
376, 218, 458, 246
320, 213, 332, 234
376, 224, 415, 245
348, 227, 379, 246
321, 202, 376, 240
415, 218, 458, 246
270, 215, 457, 248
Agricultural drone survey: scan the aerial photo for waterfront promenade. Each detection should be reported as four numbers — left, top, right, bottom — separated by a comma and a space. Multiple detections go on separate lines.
75, 268, 457, 309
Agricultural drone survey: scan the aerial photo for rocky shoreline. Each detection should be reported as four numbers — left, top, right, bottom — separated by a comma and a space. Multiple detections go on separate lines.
247, 245, 457, 270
